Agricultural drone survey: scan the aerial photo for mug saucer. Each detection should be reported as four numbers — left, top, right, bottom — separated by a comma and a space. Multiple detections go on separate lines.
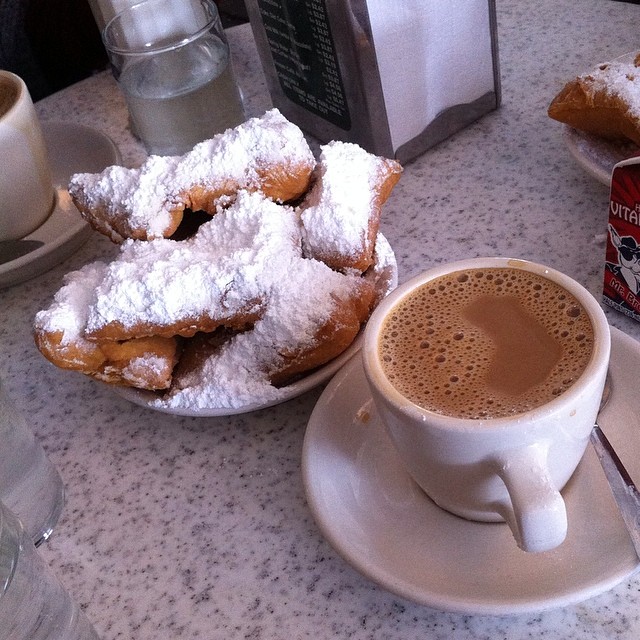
301, 326, 640, 615
0, 121, 120, 289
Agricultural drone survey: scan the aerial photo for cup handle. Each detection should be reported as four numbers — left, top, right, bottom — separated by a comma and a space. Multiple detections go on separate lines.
491, 442, 567, 553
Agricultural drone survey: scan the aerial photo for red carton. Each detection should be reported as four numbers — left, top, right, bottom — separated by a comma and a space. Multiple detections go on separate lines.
604, 158, 640, 321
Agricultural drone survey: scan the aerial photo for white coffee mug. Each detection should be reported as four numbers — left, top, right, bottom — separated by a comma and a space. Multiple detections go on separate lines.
362, 257, 611, 553
0, 70, 54, 241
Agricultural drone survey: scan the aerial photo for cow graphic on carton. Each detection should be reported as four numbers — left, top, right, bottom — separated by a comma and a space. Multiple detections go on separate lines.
603, 159, 640, 322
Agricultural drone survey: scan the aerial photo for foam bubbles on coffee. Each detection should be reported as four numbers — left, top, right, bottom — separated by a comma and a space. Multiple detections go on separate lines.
379, 268, 594, 419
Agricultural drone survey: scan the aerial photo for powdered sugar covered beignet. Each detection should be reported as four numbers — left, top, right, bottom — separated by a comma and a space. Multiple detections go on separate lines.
84, 191, 301, 341
155, 259, 376, 410
33, 263, 179, 390
69, 109, 316, 242
548, 53, 640, 146
299, 141, 402, 272
162, 233, 396, 410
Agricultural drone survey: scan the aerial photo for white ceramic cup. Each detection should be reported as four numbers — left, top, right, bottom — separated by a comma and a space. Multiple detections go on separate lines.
362, 257, 611, 553
0, 70, 54, 242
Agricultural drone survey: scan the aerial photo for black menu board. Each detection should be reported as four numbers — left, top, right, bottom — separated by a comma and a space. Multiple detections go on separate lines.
256, 0, 351, 130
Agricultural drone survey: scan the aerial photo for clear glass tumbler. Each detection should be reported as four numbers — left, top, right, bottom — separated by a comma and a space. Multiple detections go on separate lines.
0, 501, 99, 639
0, 381, 65, 546
103, 0, 246, 156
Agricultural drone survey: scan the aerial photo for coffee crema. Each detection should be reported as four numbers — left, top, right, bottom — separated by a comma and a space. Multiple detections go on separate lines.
378, 267, 594, 419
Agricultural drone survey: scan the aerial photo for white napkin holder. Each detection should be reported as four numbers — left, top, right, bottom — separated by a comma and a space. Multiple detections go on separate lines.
245, 0, 501, 163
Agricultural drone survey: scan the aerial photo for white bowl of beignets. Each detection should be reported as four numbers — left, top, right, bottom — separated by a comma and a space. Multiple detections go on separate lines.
34, 110, 402, 415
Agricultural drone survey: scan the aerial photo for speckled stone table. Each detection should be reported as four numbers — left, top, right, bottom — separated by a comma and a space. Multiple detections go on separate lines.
3, 1, 640, 638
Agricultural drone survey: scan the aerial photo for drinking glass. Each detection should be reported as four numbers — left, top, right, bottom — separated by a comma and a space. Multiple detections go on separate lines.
0, 380, 65, 546
0, 500, 99, 639
102, 0, 246, 156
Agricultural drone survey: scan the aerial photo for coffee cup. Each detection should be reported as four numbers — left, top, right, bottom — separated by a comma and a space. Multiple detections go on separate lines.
362, 257, 610, 553
0, 70, 55, 242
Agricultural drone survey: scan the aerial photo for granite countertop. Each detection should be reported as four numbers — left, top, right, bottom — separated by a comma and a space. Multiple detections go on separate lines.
3, 0, 640, 637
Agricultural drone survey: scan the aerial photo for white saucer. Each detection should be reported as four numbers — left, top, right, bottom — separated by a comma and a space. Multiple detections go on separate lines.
563, 125, 639, 186
302, 326, 640, 615
0, 122, 121, 289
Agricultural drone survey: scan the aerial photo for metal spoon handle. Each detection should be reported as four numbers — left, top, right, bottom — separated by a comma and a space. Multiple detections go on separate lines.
591, 424, 640, 559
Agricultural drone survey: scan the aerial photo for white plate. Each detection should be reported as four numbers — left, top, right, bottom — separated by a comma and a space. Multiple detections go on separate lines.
563, 125, 639, 186
114, 236, 398, 417
0, 122, 121, 288
302, 326, 640, 615
561, 51, 640, 185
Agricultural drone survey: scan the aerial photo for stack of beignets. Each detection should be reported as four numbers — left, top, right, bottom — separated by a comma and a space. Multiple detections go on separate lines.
548, 52, 640, 147
34, 109, 402, 410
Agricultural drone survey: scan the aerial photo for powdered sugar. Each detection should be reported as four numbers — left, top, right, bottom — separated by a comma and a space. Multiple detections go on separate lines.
300, 141, 390, 263
84, 191, 301, 337
582, 56, 640, 121
34, 262, 108, 345
148, 193, 376, 409
161, 258, 364, 410
121, 355, 170, 390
